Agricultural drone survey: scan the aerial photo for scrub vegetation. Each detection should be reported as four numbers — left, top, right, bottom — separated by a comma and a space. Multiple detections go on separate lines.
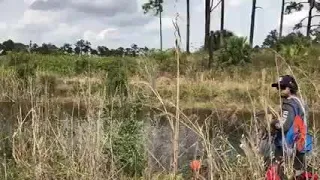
1, 0, 320, 179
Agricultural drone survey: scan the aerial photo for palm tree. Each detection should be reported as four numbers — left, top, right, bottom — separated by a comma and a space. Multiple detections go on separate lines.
142, 0, 164, 51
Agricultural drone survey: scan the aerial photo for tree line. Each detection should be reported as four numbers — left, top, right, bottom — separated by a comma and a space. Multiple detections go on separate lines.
142, 0, 320, 52
0, 39, 151, 57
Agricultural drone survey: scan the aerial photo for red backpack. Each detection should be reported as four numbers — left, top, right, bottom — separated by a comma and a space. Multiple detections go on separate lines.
298, 172, 319, 180
265, 163, 281, 180
265, 164, 319, 180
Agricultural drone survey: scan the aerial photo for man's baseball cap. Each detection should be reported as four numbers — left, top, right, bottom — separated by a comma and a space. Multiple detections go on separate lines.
271, 75, 298, 90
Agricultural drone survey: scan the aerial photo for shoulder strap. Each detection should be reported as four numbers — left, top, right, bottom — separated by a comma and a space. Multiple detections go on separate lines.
288, 96, 306, 122
283, 101, 298, 117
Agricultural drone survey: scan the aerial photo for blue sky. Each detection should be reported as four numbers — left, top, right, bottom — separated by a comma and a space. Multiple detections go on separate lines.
0, 0, 311, 51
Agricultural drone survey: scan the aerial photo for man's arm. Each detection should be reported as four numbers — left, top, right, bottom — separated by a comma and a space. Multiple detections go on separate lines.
272, 103, 295, 133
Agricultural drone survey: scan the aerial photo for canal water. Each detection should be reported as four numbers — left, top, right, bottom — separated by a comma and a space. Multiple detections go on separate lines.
0, 101, 319, 173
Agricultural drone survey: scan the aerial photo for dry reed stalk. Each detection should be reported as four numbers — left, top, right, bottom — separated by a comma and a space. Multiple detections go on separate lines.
171, 1, 182, 178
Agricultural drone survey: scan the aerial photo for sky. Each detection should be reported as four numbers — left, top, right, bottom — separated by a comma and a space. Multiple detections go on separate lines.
0, 0, 312, 51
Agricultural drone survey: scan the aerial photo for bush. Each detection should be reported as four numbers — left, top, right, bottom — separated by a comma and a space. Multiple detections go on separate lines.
218, 36, 252, 66
105, 101, 147, 177
75, 57, 90, 74
105, 58, 130, 98
7, 52, 37, 80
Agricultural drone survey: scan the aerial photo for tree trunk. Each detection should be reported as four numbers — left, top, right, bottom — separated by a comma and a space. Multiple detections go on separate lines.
160, 10, 163, 51
208, 31, 214, 69
279, 0, 285, 37
204, 0, 211, 50
220, 0, 225, 47
249, 0, 257, 47
186, 0, 190, 53
307, 0, 315, 37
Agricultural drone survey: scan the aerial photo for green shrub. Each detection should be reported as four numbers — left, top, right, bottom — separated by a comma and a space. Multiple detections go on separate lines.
105, 58, 129, 98
37, 54, 75, 75
105, 101, 147, 177
75, 57, 90, 74
218, 36, 252, 66
7, 52, 37, 80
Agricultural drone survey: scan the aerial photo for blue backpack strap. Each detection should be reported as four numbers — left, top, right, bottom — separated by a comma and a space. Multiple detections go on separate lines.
274, 101, 298, 147
282, 101, 298, 147
288, 97, 313, 153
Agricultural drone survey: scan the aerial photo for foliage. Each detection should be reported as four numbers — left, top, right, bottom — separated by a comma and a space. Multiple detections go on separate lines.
110, 102, 147, 177
263, 31, 312, 65
3, 39, 14, 51
31, 43, 59, 54
149, 50, 175, 72
74, 39, 91, 55
211, 29, 235, 50
262, 29, 279, 49
218, 36, 252, 66
75, 57, 90, 74
0, 38, 149, 57
105, 58, 131, 98
142, 0, 163, 15
60, 43, 73, 54
284, 0, 320, 34
278, 31, 311, 46
7, 52, 37, 80
263, 30, 312, 50
285, 1, 304, 14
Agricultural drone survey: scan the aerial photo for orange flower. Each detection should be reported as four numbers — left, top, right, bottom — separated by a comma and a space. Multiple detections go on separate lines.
190, 160, 201, 171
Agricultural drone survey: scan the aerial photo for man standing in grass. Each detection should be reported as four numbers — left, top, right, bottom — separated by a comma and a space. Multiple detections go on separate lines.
270, 75, 314, 180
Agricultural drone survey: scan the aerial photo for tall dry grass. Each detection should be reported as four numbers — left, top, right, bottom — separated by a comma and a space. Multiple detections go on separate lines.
130, 50, 320, 179
1, 42, 320, 180
0, 71, 109, 179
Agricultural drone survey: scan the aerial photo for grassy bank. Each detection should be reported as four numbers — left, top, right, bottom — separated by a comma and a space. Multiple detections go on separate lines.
0, 47, 320, 179
2, 48, 320, 111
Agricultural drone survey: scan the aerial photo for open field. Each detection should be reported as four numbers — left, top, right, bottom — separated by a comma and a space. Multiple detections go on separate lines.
1, 48, 320, 179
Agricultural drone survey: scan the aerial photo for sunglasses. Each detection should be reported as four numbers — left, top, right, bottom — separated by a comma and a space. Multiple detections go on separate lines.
276, 85, 287, 90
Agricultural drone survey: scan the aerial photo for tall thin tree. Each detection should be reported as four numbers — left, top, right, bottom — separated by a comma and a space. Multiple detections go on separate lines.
142, 0, 164, 51
220, 0, 225, 47
279, 0, 285, 37
307, 0, 316, 37
204, 0, 211, 50
249, 0, 257, 47
159, 1, 163, 51
186, 0, 190, 53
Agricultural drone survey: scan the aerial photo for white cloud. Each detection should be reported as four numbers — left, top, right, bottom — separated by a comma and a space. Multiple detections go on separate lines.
24, 0, 36, 6
144, 17, 174, 32
51, 24, 81, 39
0, 22, 7, 30
96, 28, 119, 40
19, 10, 59, 25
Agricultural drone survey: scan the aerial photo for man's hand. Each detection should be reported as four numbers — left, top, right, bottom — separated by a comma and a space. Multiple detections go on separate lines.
271, 119, 281, 130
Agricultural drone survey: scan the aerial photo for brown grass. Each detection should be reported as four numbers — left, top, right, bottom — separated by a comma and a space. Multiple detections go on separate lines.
1, 51, 320, 179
